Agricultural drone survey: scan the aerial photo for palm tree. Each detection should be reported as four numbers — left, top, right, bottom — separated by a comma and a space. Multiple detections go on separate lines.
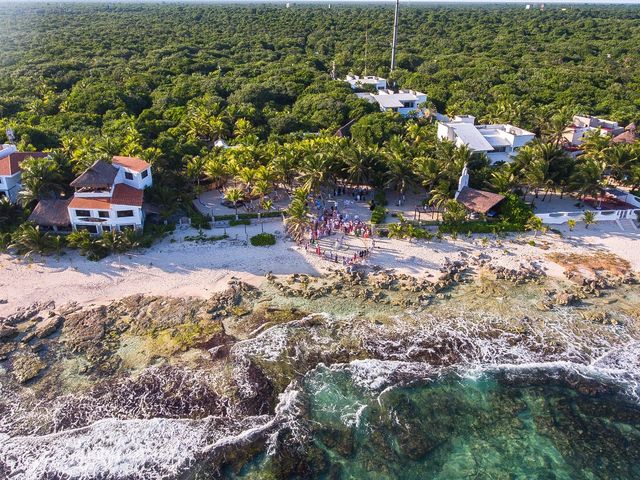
343, 144, 375, 187
581, 130, 611, 162
525, 216, 545, 237
209, 115, 230, 142
236, 166, 258, 193
442, 199, 467, 226
9, 223, 55, 257
98, 230, 130, 268
428, 181, 452, 214
488, 166, 517, 194
224, 187, 244, 220
272, 148, 298, 192
522, 157, 548, 206
260, 199, 273, 233
542, 116, 569, 146
413, 155, 440, 195
605, 144, 634, 183
185, 155, 208, 189
582, 210, 596, 229
252, 179, 271, 224
233, 118, 254, 139
18, 156, 65, 207
571, 157, 605, 202
300, 152, 331, 197
0, 196, 23, 230
204, 155, 228, 189
285, 187, 311, 243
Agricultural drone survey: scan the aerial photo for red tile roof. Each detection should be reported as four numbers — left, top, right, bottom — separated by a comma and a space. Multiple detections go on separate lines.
69, 183, 144, 210
456, 187, 505, 214
612, 129, 638, 145
112, 156, 151, 173
0, 152, 47, 176
68, 196, 112, 210
112, 183, 143, 206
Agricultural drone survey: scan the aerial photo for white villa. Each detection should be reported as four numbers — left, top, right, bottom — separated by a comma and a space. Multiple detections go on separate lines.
344, 75, 388, 91
562, 115, 625, 147
0, 144, 48, 203
29, 156, 153, 234
437, 115, 536, 165
356, 89, 427, 117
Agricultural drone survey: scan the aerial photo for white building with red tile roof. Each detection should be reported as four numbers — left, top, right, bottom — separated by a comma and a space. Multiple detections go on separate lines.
112, 156, 153, 190
0, 144, 49, 203
562, 115, 625, 147
65, 156, 152, 234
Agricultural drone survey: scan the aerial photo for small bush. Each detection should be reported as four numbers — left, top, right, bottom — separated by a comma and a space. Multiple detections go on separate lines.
229, 218, 251, 226
250, 233, 276, 246
373, 190, 388, 207
214, 211, 283, 222
370, 206, 386, 224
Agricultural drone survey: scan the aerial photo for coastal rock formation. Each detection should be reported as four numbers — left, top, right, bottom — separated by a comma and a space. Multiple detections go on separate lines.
11, 351, 46, 383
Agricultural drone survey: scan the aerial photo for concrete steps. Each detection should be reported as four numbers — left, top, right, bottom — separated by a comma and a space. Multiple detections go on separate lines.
616, 218, 638, 232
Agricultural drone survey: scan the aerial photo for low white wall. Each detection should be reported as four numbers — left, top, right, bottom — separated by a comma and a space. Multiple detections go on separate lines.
536, 208, 640, 225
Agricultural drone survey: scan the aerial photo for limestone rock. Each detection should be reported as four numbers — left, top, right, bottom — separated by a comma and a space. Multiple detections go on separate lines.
12, 351, 46, 383
35, 315, 64, 338
0, 324, 18, 339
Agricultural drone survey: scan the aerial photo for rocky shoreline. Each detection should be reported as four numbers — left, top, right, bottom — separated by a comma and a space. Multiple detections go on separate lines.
1, 259, 639, 478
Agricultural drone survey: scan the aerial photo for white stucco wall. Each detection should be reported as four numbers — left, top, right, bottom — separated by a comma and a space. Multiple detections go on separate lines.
69, 204, 144, 233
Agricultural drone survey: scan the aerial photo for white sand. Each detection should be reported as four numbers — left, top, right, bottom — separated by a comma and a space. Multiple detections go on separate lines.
1, 220, 638, 317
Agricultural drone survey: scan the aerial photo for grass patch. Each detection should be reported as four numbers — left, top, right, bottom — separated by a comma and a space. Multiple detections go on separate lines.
250, 232, 276, 246
229, 218, 251, 226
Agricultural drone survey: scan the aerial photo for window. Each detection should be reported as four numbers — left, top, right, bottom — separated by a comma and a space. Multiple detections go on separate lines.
141, 169, 148, 179
98, 211, 110, 218
120, 225, 135, 231
75, 209, 91, 217
102, 226, 111, 232
78, 225, 98, 234
125, 172, 134, 180
117, 210, 134, 218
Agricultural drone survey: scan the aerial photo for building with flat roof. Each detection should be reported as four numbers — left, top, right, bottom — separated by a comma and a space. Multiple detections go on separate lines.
562, 115, 624, 147
344, 75, 388, 91
356, 89, 427, 118
437, 115, 536, 165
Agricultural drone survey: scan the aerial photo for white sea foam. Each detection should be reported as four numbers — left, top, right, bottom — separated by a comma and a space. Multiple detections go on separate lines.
3, 306, 639, 478
1, 417, 211, 479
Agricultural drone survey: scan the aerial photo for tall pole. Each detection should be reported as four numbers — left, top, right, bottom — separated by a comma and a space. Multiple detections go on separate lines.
390, 0, 400, 73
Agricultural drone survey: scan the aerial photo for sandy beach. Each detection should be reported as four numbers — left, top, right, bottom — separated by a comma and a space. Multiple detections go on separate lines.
1, 220, 638, 317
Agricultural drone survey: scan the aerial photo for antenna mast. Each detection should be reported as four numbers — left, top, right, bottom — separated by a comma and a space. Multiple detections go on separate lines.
364, 24, 369, 76
390, 0, 400, 72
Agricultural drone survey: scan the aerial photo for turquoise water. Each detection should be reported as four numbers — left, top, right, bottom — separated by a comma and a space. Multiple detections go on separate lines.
233, 366, 640, 479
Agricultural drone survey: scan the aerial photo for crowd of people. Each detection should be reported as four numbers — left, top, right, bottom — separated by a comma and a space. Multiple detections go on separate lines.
303, 199, 375, 268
